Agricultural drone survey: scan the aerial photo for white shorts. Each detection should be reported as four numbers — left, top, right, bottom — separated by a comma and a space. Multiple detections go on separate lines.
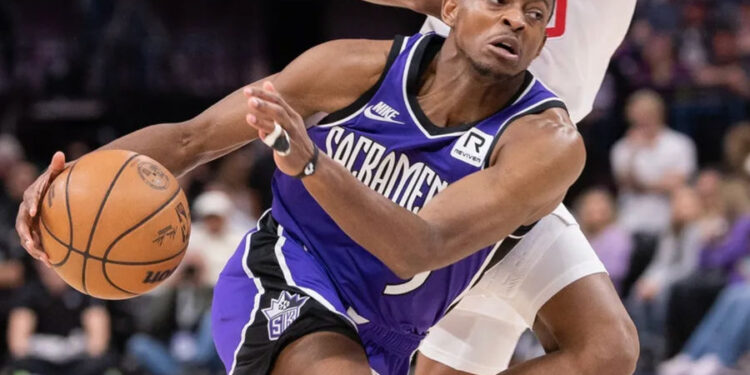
418, 205, 607, 375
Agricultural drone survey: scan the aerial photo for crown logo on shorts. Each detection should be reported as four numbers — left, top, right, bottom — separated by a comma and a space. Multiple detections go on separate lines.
262, 291, 310, 340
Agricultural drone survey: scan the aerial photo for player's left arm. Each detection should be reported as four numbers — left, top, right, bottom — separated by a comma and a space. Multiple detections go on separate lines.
245, 85, 584, 278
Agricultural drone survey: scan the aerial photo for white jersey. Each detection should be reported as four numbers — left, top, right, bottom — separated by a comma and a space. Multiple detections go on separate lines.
421, 0, 637, 123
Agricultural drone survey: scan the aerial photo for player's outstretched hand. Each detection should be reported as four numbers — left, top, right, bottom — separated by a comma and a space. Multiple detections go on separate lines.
243, 82, 316, 177
16, 151, 67, 266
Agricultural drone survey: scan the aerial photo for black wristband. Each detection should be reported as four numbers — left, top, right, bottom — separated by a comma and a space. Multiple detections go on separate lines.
294, 143, 319, 179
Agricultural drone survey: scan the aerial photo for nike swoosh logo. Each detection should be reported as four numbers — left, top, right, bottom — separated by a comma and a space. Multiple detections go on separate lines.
363, 105, 405, 124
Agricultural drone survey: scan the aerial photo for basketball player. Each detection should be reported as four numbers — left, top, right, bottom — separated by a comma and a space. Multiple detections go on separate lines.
359, 0, 641, 374
16, 1, 630, 375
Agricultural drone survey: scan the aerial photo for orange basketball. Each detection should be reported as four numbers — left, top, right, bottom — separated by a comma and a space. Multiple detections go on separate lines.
38, 149, 191, 299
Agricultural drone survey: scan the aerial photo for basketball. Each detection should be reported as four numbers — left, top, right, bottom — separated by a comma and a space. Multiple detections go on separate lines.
38, 150, 191, 300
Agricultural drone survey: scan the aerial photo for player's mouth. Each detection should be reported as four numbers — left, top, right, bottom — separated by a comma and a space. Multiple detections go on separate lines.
488, 36, 520, 62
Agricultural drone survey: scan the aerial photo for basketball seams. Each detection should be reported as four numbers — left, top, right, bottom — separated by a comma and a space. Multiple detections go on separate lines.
41, 151, 189, 299
41, 217, 74, 267
42, 216, 187, 266
52, 163, 76, 268
80, 153, 140, 295
102, 243, 188, 297
100, 186, 185, 295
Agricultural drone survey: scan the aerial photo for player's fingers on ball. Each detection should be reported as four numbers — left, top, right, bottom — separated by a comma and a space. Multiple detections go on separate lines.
31, 179, 49, 217
23, 182, 41, 217
15, 205, 33, 250
31, 231, 50, 266
49, 151, 66, 175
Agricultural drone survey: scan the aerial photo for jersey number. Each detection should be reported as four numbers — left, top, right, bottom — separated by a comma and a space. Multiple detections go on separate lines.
546, 0, 567, 38
383, 271, 431, 295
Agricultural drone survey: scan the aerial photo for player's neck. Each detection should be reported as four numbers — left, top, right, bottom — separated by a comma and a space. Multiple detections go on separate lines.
416, 43, 527, 128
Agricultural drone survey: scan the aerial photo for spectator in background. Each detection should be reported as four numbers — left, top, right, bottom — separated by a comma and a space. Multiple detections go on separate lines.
0, 235, 23, 363
575, 187, 633, 294
0, 161, 40, 273
6, 263, 115, 375
638, 32, 691, 98
693, 169, 733, 245
126, 259, 220, 375
0, 134, 24, 182
187, 190, 246, 286
660, 282, 750, 375
611, 89, 697, 236
0, 138, 34, 363
676, 0, 709, 71
629, 186, 705, 369
721, 123, 750, 215
693, 29, 750, 99
665, 178, 750, 359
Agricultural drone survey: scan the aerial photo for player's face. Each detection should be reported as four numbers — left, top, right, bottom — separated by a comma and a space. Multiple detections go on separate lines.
446, 0, 552, 78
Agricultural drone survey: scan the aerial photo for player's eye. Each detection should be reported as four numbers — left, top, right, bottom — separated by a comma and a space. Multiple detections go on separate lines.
489, 0, 508, 5
526, 9, 544, 21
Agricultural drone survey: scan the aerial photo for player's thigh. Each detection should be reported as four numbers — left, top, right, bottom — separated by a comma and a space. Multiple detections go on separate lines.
272, 331, 371, 375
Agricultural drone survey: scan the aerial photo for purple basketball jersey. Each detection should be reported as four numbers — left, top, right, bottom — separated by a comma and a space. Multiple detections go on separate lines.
271, 33, 566, 337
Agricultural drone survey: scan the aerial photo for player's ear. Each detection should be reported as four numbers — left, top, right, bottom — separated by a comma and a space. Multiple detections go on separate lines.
442, 0, 459, 28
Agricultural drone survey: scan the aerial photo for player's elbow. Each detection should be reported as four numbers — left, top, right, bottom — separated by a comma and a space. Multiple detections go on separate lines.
389, 263, 418, 280
386, 245, 438, 280
385, 230, 443, 279
387, 248, 432, 279
175, 118, 209, 175
576, 313, 639, 375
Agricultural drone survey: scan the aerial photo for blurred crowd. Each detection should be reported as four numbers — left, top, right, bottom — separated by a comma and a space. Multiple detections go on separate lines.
0, 0, 749, 375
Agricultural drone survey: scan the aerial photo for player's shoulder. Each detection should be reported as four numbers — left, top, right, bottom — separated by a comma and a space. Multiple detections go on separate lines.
489, 106, 585, 178
505, 107, 582, 153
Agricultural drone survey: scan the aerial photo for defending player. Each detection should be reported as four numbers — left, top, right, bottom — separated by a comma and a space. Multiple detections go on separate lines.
18, 0, 614, 374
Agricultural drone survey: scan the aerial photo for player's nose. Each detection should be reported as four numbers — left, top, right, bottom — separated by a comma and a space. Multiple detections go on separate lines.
501, 6, 526, 32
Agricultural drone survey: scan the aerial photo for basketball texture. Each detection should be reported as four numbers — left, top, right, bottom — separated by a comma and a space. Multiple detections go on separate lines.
39, 150, 191, 299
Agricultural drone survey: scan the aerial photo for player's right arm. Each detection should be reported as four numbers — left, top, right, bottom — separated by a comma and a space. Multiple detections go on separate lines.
17, 38, 394, 263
